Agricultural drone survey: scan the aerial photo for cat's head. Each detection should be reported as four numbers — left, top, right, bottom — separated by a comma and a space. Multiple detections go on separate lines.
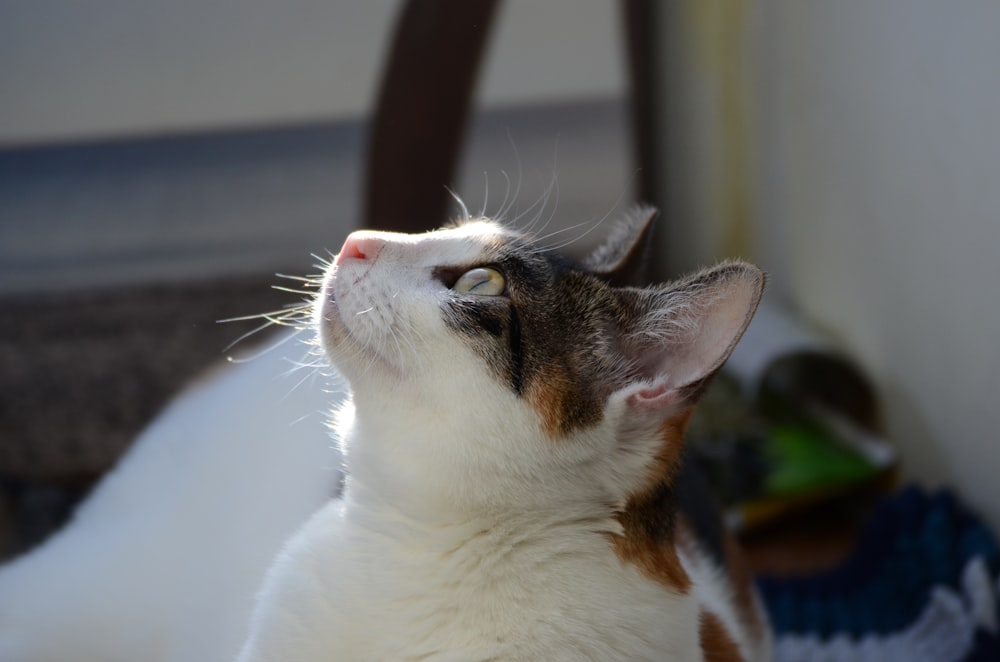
317, 209, 763, 513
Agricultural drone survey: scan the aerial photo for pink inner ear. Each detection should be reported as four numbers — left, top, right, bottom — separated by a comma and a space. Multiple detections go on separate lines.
628, 383, 681, 410
633, 263, 765, 393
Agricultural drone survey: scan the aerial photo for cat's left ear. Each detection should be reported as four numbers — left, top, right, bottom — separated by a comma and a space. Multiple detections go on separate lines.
614, 261, 765, 419
582, 206, 658, 286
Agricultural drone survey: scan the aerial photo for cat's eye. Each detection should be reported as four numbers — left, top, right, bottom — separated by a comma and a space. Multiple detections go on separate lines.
453, 267, 506, 296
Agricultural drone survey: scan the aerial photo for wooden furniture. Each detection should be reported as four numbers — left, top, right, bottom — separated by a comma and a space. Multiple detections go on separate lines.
363, 0, 661, 233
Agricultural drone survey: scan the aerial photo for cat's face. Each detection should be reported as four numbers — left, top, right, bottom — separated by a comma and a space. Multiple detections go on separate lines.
316, 211, 763, 511
321, 220, 622, 433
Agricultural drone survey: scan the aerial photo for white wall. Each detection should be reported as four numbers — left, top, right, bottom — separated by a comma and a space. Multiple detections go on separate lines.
657, 1, 1000, 531
0, 0, 623, 146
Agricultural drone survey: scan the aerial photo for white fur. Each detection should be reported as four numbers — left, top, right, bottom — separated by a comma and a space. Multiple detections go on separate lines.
241, 468, 701, 661
0, 334, 345, 662
679, 538, 774, 662
239, 222, 768, 661
239, 395, 705, 661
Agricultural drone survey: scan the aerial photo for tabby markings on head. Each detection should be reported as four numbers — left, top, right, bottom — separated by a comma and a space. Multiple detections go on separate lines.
439, 244, 619, 438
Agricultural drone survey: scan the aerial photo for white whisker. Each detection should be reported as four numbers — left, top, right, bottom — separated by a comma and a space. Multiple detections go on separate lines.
312, 252, 334, 268
275, 273, 323, 284
510, 172, 556, 232
446, 187, 470, 223
478, 171, 490, 218
281, 361, 329, 400
497, 130, 523, 221
226, 327, 306, 364
217, 304, 311, 325
271, 285, 319, 297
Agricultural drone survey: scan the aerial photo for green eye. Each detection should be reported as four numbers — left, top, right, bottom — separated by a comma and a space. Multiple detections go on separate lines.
453, 267, 506, 296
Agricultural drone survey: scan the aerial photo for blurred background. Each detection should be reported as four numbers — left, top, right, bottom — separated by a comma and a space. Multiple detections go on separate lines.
0, 0, 632, 552
2, 0, 1000, 617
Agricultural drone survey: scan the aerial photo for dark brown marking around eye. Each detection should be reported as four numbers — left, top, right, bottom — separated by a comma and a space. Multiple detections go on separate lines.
432, 265, 467, 289
507, 305, 525, 395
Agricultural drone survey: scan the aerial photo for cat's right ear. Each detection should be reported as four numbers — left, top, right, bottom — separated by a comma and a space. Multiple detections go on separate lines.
581, 206, 658, 287
599, 263, 762, 498
611, 262, 765, 423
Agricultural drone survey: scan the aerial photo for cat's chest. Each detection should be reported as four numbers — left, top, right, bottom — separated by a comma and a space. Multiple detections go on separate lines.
252, 498, 702, 662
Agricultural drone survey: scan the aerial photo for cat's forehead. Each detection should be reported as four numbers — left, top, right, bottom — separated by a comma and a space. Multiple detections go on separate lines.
366, 218, 532, 269
422, 218, 516, 253
437, 218, 511, 240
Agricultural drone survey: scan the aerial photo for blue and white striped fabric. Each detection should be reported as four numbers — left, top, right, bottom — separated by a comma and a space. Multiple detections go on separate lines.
758, 487, 1000, 662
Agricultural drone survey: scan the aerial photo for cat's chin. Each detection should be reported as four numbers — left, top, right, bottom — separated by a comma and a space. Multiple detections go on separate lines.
316, 300, 407, 385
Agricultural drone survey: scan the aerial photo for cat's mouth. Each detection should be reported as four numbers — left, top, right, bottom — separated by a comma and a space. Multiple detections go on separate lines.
318, 267, 407, 380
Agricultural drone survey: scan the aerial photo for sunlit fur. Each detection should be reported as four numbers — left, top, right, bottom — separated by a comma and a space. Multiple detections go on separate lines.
240, 215, 771, 661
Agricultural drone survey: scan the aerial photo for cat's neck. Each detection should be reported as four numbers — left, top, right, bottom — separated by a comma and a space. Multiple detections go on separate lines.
342, 452, 619, 534
343, 473, 619, 542
339, 393, 624, 524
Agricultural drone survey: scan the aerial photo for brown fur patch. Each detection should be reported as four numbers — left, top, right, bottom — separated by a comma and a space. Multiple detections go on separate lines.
610, 413, 695, 593
700, 611, 745, 662
610, 502, 692, 593
638, 413, 693, 495
525, 364, 602, 439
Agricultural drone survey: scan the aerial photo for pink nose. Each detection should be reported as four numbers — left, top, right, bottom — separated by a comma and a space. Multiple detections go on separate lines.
336, 232, 386, 265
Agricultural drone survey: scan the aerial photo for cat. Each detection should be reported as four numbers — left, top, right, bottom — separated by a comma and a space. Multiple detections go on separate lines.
238, 208, 772, 661
0, 329, 346, 661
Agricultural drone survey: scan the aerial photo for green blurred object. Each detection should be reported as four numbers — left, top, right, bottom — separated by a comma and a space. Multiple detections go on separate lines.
763, 423, 881, 496
688, 365, 895, 531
